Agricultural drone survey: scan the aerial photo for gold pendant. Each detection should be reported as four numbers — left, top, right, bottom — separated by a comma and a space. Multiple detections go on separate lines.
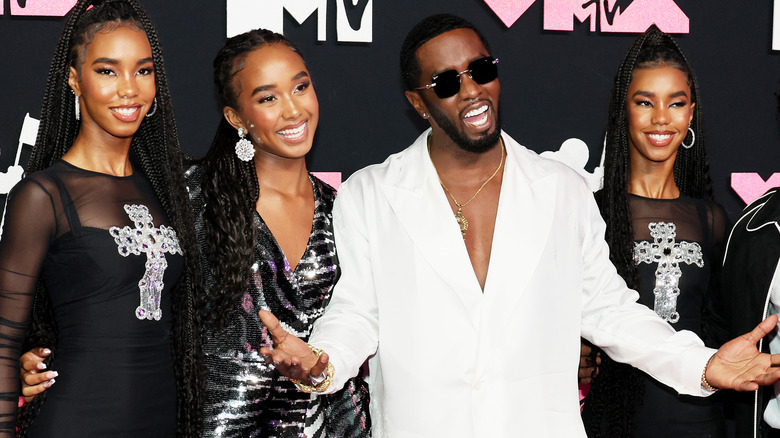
455, 208, 469, 238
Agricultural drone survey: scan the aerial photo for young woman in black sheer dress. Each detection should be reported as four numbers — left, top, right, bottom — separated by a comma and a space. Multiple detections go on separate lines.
581, 26, 728, 438
0, 0, 202, 436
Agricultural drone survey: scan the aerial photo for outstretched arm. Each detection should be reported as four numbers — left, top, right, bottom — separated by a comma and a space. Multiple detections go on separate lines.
706, 314, 780, 391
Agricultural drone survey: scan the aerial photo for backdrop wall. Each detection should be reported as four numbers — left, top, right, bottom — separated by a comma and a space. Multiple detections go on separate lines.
1, 0, 779, 224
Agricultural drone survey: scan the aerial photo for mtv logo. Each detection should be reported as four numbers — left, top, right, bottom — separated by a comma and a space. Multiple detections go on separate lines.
484, 0, 688, 33
545, 0, 688, 33
226, 0, 372, 43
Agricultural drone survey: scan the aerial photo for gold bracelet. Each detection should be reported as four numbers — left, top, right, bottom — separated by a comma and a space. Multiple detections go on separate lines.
290, 344, 335, 393
701, 354, 720, 392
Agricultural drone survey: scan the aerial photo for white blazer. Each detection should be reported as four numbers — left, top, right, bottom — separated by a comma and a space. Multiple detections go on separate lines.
310, 130, 714, 437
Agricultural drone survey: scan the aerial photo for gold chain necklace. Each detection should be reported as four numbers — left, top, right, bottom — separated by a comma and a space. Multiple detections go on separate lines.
428, 138, 505, 238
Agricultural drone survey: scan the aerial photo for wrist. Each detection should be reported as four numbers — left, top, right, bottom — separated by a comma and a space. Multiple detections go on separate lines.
290, 344, 334, 393
701, 354, 720, 392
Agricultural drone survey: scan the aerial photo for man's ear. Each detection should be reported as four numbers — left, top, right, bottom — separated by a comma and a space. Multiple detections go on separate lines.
405, 90, 429, 120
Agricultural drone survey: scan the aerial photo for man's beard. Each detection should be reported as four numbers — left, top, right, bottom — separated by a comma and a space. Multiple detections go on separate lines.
427, 103, 502, 153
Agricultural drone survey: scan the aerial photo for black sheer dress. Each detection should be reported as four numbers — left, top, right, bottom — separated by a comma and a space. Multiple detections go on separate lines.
187, 165, 371, 438
628, 194, 728, 438
0, 160, 181, 437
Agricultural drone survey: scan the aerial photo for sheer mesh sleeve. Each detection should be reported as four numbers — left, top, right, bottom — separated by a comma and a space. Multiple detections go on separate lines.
702, 201, 731, 348
707, 201, 730, 261
0, 178, 55, 435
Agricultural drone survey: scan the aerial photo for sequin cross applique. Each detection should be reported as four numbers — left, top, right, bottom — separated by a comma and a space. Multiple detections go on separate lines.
109, 204, 181, 321
634, 222, 703, 323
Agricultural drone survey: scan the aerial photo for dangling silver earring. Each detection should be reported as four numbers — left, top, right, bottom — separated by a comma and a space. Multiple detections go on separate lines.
682, 126, 695, 149
235, 128, 255, 162
145, 98, 157, 118
74, 92, 80, 121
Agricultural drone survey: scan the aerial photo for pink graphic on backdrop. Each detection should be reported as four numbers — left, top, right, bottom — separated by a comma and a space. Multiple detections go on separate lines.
484, 0, 689, 33
598, 0, 688, 33
731, 173, 780, 205
7, 0, 76, 16
312, 172, 342, 190
544, 0, 599, 31
483, 0, 536, 27
544, 0, 688, 33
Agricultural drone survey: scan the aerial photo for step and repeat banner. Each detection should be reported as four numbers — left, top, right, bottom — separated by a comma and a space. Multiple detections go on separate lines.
1, 0, 779, 224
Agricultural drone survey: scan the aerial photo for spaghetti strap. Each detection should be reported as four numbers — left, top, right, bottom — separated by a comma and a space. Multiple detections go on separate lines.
49, 172, 83, 237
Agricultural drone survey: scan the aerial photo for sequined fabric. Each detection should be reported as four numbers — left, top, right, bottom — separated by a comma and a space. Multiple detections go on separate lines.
187, 165, 371, 438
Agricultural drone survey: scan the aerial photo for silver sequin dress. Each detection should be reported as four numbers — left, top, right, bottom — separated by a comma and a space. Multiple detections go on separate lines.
187, 165, 371, 438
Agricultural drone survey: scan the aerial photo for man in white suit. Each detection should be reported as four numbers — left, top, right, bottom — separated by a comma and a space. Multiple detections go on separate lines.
259, 14, 780, 437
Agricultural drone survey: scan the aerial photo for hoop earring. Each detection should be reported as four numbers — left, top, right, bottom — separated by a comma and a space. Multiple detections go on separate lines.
682, 126, 695, 149
234, 128, 255, 162
145, 98, 158, 118
74, 92, 80, 121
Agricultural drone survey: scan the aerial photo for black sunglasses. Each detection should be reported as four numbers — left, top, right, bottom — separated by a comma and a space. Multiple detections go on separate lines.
414, 57, 499, 99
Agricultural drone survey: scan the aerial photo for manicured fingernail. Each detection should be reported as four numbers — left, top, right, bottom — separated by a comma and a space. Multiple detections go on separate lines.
46, 371, 58, 379
36, 363, 46, 370
42, 349, 51, 355
44, 379, 56, 388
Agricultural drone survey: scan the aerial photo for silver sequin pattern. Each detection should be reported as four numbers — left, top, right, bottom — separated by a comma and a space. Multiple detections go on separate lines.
186, 165, 371, 438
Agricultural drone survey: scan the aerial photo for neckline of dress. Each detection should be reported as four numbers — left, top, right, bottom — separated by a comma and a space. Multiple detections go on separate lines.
57, 159, 135, 180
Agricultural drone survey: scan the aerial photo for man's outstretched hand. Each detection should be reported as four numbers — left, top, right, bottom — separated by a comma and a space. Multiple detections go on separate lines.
707, 314, 780, 391
258, 309, 330, 383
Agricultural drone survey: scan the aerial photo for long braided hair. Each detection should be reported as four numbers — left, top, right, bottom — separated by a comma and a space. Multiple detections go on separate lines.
200, 29, 304, 329
19, 1, 203, 435
584, 25, 713, 438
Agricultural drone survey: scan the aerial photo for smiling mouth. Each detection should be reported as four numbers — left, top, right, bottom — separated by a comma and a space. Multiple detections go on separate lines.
643, 131, 677, 147
277, 122, 306, 140
111, 107, 140, 117
647, 133, 673, 142
463, 104, 489, 128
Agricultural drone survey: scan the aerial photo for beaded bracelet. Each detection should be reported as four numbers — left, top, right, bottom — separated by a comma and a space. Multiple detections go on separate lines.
701, 354, 719, 392
290, 344, 335, 393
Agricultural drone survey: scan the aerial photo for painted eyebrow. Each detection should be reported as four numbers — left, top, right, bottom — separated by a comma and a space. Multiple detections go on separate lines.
250, 71, 310, 96
631, 90, 689, 99
91, 57, 154, 66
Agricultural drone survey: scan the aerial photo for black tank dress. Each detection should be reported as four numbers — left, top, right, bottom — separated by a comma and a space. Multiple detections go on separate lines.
0, 160, 182, 437
629, 194, 728, 438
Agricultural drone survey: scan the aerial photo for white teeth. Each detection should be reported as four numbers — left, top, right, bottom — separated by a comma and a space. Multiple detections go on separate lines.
466, 112, 488, 127
464, 106, 489, 127
112, 107, 138, 116
648, 133, 673, 141
464, 105, 488, 118
277, 123, 305, 137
